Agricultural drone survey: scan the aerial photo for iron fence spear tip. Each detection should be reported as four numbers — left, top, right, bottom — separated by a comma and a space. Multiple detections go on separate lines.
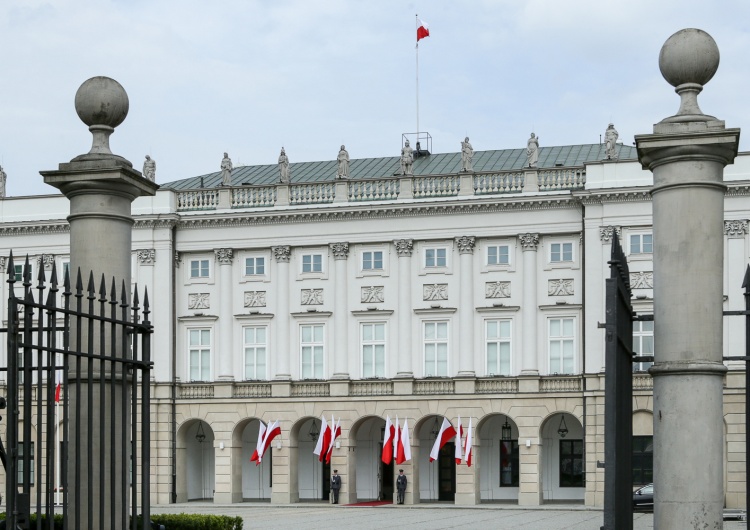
742, 264, 750, 289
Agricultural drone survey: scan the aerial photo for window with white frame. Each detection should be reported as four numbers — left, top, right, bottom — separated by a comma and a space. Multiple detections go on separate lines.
243, 326, 267, 380
550, 242, 573, 263
300, 324, 324, 378
18, 442, 34, 486
633, 319, 654, 372
487, 245, 510, 266
548, 317, 575, 374
362, 251, 384, 271
62, 261, 70, 279
486, 319, 512, 376
425, 247, 447, 268
244, 256, 266, 276
190, 259, 210, 279
630, 233, 653, 255
423, 321, 448, 376
301, 254, 323, 274
13, 263, 33, 279
361, 322, 386, 378
188, 328, 211, 381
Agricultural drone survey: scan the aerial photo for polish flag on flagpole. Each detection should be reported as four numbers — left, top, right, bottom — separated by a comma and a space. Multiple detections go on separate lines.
382, 416, 395, 464
454, 417, 464, 464
313, 416, 330, 462
250, 421, 267, 464
259, 420, 281, 464
326, 417, 341, 464
429, 417, 457, 462
54, 380, 62, 403
396, 418, 411, 464
464, 417, 473, 467
417, 19, 430, 42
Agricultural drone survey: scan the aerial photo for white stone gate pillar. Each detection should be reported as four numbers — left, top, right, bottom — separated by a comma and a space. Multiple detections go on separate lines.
519, 233, 540, 374
635, 29, 740, 529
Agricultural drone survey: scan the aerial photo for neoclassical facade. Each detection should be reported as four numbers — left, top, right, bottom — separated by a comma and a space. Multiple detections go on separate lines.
0, 142, 748, 508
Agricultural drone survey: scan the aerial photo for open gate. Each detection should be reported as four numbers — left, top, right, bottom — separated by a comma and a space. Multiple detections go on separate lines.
1, 254, 153, 529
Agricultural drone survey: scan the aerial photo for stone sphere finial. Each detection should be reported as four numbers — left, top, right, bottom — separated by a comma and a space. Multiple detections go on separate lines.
658, 29, 720, 123
73, 76, 129, 156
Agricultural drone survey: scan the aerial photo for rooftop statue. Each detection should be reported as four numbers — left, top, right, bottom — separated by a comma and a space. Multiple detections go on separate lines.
526, 133, 539, 168
461, 137, 474, 172
337, 145, 350, 179
0, 165, 5, 198
220, 152, 233, 186
604, 124, 619, 160
400, 140, 414, 176
142, 155, 156, 182
279, 148, 290, 183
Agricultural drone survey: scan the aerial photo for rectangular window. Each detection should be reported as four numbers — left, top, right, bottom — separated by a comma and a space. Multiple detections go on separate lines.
188, 329, 211, 381
18, 442, 34, 486
190, 259, 210, 278
244, 326, 267, 380
550, 242, 573, 263
486, 320, 511, 376
499, 440, 519, 487
302, 254, 323, 273
559, 439, 584, 487
630, 233, 653, 254
487, 245, 510, 266
361, 322, 386, 378
62, 261, 71, 279
425, 248, 447, 268
362, 251, 384, 271
632, 436, 654, 486
244, 257, 265, 276
633, 319, 654, 372
300, 324, 324, 378
14, 264, 33, 279
549, 318, 575, 374
424, 321, 448, 376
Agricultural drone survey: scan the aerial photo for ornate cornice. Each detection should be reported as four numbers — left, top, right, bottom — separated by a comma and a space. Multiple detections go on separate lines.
455, 236, 476, 254
576, 189, 653, 205
393, 239, 413, 257
133, 217, 179, 230
272, 246, 291, 263
518, 233, 539, 251
0, 223, 69, 236
330, 242, 349, 259
214, 248, 233, 264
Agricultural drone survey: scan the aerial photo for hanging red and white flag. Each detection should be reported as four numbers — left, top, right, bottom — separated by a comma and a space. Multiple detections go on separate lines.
250, 421, 267, 464
313, 416, 329, 462
382, 415, 395, 464
464, 417, 473, 467
396, 418, 412, 464
454, 416, 464, 464
326, 416, 341, 464
417, 19, 430, 42
259, 420, 281, 464
393, 416, 400, 463
54, 380, 62, 403
429, 417, 457, 462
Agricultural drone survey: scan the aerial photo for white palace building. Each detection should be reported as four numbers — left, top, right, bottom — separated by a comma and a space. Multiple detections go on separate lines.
0, 136, 748, 508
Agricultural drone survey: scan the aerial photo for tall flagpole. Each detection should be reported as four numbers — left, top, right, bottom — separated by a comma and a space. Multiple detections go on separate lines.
415, 14, 419, 138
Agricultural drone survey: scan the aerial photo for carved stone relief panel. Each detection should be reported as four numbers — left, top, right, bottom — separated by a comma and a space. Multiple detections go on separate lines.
361, 286, 384, 303
630, 271, 653, 289
136, 249, 156, 265
423, 284, 448, 301
244, 291, 267, 307
485, 281, 511, 298
548, 279, 574, 296
301, 288, 323, 305
188, 293, 210, 309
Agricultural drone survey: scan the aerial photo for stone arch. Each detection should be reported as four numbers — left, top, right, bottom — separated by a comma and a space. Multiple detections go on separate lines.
175, 418, 215, 502
230, 417, 270, 502
539, 411, 584, 503
476, 412, 520, 502
349, 414, 388, 502
289, 416, 326, 502
413, 414, 456, 504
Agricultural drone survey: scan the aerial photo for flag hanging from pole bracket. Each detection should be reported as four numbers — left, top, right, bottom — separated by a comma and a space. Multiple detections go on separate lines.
417, 19, 430, 42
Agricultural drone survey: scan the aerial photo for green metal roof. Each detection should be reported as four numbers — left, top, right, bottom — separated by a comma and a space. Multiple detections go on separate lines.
162, 144, 637, 190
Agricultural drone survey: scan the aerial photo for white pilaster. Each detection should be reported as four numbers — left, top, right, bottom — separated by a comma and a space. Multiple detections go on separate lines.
456, 236, 476, 377
394, 239, 414, 378
215, 248, 234, 381
331, 242, 350, 379
519, 233, 540, 375
273, 246, 292, 380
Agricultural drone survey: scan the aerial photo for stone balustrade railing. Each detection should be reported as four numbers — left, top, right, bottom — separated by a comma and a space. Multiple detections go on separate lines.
179, 383, 215, 399
349, 380, 394, 396
476, 378, 519, 394
290, 381, 330, 397
539, 376, 582, 392
632, 374, 654, 390
174, 168, 584, 212
414, 379, 455, 395
234, 382, 273, 398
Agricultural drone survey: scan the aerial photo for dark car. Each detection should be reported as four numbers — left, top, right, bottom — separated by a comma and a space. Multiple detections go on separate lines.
633, 483, 654, 511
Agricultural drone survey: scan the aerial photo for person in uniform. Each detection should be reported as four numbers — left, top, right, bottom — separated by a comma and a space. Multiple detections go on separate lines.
331, 469, 342, 504
396, 469, 407, 504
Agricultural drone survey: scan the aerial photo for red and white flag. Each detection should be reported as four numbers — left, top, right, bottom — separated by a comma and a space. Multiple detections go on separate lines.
54, 380, 62, 404
464, 417, 473, 467
429, 417, 457, 462
326, 416, 341, 464
382, 416, 395, 464
313, 416, 329, 462
259, 420, 281, 464
393, 416, 401, 462
396, 418, 412, 464
454, 416, 464, 464
250, 421, 267, 464
417, 19, 430, 42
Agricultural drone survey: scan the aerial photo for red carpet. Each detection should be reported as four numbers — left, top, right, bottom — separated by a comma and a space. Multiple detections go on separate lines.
345, 500, 393, 507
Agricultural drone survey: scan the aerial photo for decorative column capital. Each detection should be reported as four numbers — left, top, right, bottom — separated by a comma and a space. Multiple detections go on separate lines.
518, 233, 540, 251
214, 248, 233, 264
136, 249, 155, 265
599, 226, 622, 243
272, 245, 291, 263
724, 219, 748, 237
455, 236, 476, 254
330, 242, 350, 260
174, 251, 182, 268
37, 254, 55, 271
393, 239, 414, 257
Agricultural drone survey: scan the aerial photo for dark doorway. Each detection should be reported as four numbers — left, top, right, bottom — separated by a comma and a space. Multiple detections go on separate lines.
379, 449, 394, 500
438, 442, 456, 501
322, 461, 331, 501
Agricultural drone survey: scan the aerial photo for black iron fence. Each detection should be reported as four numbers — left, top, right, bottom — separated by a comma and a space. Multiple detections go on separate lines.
1, 253, 153, 529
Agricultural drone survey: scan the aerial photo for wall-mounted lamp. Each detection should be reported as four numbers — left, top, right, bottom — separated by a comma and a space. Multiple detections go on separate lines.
219, 442, 224, 450
276, 440, 282, 450
526, 439, 531, 448
335, 440, 340, 449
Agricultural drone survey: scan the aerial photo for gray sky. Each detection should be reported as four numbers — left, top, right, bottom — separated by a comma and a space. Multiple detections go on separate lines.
1, 0, 749, 197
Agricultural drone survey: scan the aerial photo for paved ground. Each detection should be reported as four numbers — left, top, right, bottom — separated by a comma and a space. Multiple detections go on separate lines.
151, 502, 748, 530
